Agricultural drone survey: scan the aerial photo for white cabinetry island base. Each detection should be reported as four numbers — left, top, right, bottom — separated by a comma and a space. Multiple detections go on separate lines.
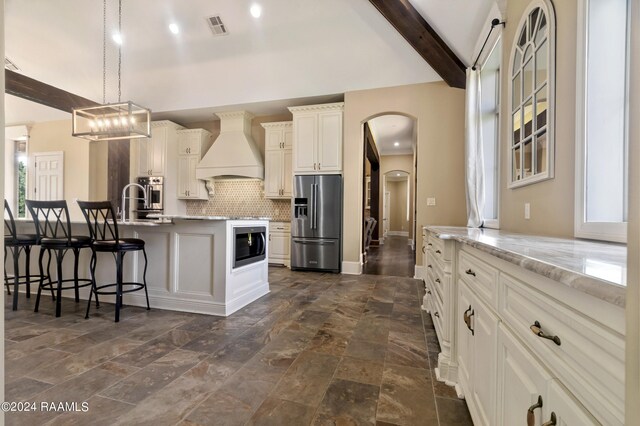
12, 218, 270, 317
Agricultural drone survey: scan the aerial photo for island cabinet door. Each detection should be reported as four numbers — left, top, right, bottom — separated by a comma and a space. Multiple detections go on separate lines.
496, 323, 551, 426
457, 280, 474, 397
544, 380, 599, 426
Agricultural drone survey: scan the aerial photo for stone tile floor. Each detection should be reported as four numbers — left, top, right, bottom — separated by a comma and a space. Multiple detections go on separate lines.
4, 267, 472, 426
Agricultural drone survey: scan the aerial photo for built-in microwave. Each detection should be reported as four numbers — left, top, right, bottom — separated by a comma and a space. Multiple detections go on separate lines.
136, 176, 163, 220
233, 226, 267, 269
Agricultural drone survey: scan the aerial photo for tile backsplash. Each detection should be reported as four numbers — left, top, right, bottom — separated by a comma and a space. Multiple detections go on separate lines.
186, 179, 291, 222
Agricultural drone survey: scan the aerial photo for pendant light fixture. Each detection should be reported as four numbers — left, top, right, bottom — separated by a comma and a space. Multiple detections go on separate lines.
72, 0, 150, 141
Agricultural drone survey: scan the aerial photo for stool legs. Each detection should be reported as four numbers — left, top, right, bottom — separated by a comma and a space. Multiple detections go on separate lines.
24, 246, 31, 298
4, 249, 11, 295
12, 247, 20, 311
143, 248, 150, 311
55, 249, 65, 318
85, 251, 98, 320
73, 248, 81, 303
115, 251, 124, 323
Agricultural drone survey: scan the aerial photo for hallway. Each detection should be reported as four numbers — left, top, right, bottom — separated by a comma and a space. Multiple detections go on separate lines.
363, 236, 415, 278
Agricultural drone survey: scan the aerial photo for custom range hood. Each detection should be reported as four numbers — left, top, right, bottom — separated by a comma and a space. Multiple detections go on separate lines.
196, 111, 264, 180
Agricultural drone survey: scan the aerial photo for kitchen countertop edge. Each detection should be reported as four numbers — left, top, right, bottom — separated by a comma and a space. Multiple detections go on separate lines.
425, 226, 626, 308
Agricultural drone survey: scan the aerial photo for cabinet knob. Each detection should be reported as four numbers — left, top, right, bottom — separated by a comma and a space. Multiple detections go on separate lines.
435, 249, 442, 254
435, 278, 441, 284
465, 269, 476, 277
530, 321, 561, 346
527, 396, 543, 426
422, 246, 426, 253
427, 264, 432, 269
434, 311, 439, 318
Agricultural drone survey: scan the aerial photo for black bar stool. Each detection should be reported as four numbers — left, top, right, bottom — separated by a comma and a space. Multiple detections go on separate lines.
3, 199, 51, 310
78, 200, 150, 322
26, 200, 93, 317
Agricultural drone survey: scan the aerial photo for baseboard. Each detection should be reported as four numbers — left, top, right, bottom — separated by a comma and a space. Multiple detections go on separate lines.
341, 261, 362, 275
414, 265, 424, 280
408, 239, 415, 249
387, 231, 409, 237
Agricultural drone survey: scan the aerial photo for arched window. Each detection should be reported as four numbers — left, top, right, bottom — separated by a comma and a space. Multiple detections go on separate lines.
509, 1, 555, 187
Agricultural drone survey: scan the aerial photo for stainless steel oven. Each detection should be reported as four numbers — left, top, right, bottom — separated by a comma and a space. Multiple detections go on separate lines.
136, 176, 164, 220
233, 226, 267, 268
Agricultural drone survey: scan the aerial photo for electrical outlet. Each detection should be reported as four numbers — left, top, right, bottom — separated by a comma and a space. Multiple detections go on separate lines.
524, 203, 531, 220
427, 197, 436, 206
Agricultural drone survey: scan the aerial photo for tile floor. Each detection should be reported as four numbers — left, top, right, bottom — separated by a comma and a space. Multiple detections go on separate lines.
4, 268, 472, 426
363, 236, 416, 277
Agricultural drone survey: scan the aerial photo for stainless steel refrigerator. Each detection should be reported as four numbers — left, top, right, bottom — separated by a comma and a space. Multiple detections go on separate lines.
291, 175, 342, 272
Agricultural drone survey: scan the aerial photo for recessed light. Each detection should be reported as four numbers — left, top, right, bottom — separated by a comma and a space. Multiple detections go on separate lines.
169, 23, 180, 34
394, 142, 400, 147
250, 4, 262, 18
112, 33, 123, 45
397, 173, 401, 177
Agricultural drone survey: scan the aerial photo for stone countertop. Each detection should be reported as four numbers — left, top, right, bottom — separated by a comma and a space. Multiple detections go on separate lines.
425, 226, 627, 308
14, 218, 169, 227
150, 214, 271, 221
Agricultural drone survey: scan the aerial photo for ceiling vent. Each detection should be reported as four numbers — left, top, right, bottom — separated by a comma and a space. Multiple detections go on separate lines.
5, 57, 20, 72
206, 15, 229, 36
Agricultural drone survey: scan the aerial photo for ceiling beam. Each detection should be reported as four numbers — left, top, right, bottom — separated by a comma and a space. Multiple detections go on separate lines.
5, 69, 99, 113
368, 0, 467, 89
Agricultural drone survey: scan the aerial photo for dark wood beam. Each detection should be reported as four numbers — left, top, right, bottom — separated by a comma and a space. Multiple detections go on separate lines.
368, 0, 467, 89
5, 69, 99, 113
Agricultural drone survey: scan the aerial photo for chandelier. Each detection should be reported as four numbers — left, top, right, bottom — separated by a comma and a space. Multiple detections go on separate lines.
72, 0, 150, 141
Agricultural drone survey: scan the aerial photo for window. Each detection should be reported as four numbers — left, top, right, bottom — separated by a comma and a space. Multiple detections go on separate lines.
509, 1, 555, 187
575, 0, 629, 242
15, 141, 27, 218
480, 37, 502, 228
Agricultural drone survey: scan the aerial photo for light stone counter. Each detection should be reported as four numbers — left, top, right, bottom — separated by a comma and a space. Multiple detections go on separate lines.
425, 226, 626, 307
151, 214, 272, 221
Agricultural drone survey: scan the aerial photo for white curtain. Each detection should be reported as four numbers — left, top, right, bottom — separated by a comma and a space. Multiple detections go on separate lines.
465, 68, 485, 228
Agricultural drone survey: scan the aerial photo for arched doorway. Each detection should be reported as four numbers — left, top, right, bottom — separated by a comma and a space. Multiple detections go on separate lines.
361, 113, 417, 277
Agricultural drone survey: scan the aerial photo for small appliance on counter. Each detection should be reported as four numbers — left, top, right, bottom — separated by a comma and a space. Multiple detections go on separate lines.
136, 176, 164, 220
291, 174, 342, 272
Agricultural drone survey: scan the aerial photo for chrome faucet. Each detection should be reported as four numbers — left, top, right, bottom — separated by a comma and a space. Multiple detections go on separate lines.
121, 183, 148, 223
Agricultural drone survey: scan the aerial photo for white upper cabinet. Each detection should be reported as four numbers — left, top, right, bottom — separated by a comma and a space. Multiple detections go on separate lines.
176, 128, 213, 200
138, 124, 170, 177
289, 102, 344, 174
262, 122, 293, 199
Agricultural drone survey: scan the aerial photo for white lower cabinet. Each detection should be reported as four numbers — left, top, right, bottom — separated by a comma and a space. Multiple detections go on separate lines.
268, 222, 291, 267
424, 228, 623, 426
457, 280, 498, 426
497, 324, 597, 426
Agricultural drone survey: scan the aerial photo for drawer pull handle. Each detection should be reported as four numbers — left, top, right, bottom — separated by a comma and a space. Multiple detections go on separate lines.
427, 264, 433, 269
527, 396, 543, 426
435, 278, 441, 283
422, 246, 426, 253
541, 412, 557, 426
434, 311, 439, 318
463, 305, 474, 335
427, 243, 432, 247
530, 321, 561, 346
427, 290, 431, 295
435, 249, 441, 254
465, 269, 476, 277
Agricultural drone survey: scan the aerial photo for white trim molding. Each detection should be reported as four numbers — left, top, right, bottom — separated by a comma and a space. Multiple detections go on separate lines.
387, 231, 409, 237
341, 261, 362, 275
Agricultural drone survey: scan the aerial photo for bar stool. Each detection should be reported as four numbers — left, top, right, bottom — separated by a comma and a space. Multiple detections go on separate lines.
3, 199, 50, 310
26, 200, 93, 317
78, 200, 150, 322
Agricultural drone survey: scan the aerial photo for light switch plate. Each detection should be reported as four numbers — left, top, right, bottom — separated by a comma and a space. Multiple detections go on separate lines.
427, 198, 436, 206
524, 203, 530, 220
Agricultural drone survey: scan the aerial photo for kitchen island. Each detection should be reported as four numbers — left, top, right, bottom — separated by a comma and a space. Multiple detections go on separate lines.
10, 216, 270, 316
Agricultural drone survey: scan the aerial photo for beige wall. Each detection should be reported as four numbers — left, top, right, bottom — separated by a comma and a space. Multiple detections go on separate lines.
27, 119, 107, 220
380, 154, 414, 240
499, 0, 577, 237
343, 82, 466, 268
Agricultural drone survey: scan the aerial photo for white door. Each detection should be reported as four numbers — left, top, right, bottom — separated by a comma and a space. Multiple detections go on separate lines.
265, 129, 283, 150
457, 281, 474, 396
283, 127, 293, 149
187, 156, 200, 198
544, 380, 599, 425
317, 111, 342, 171
269, 232, 290, 262
293, 113, 317, 173
383, 191, 391, 238
137, 138, 150, 176
33, 152, 64, 200
149, 126, 166, 175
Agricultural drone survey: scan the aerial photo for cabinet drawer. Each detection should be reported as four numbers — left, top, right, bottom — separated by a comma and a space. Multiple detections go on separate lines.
458, 249, 498, 307
271, 222, 291, 232
431, 290, 446, 342
427, 235, 445, 259
500, 273, 624, 425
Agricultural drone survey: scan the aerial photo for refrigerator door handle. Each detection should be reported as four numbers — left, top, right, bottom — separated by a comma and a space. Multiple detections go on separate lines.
313, 183, 318, 230
293, 239, 336, 245
309, 183, 315, 229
